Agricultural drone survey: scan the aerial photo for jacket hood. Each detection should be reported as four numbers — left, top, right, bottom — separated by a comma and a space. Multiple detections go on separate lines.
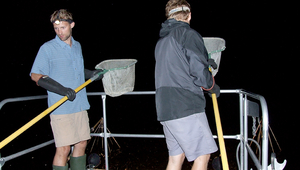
159, 19, 190, 38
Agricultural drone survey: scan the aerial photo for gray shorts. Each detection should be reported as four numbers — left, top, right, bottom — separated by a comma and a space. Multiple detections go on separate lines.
161, 112, 218, 162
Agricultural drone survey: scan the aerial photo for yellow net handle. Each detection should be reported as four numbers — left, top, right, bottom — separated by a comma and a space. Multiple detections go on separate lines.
0, 78, 96, 149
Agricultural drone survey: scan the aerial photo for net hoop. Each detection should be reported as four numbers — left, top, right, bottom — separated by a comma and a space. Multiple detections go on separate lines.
95, 59, 137, 97
203, 37, 226, 77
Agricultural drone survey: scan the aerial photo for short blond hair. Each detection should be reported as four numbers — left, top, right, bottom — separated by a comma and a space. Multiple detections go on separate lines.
165, 0, 191, 20
50, 9, 73, 23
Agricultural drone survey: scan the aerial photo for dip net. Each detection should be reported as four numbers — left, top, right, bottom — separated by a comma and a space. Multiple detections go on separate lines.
203, 37, 226, 76
95, 59, 137, 97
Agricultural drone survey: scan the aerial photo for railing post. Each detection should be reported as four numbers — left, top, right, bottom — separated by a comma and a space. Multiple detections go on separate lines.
260, 96, 269, 170
239, 92, 244, 170
101, 94, 109, 170
0, 152, 2, 170
243, 94, 248, 170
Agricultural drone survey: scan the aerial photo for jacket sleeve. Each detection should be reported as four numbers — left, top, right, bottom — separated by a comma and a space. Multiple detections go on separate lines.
184, 31, 214, 89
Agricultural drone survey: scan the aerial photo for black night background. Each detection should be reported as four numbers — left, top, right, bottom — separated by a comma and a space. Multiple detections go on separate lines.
0, 1, 297, 169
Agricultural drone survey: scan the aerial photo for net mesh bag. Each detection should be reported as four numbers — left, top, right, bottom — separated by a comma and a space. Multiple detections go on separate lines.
203, 37, 226, 76
95, 59, 137, 97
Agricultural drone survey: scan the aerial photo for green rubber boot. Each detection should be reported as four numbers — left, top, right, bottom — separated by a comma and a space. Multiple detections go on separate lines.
53, 164, 68, 170
70, 154, 86, 170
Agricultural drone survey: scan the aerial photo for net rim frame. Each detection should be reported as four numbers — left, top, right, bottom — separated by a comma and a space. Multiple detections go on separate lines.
95, 59, 137, 72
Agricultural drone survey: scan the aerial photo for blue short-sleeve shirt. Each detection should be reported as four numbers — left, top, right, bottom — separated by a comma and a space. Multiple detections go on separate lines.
30, 35, 90, 115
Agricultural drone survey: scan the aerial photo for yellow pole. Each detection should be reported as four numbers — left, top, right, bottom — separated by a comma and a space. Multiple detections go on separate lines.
211, 93, 229, 170
0, 79, 92, 149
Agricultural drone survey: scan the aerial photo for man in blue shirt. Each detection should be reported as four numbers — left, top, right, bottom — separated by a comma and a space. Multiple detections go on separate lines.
30, 9, 101, 170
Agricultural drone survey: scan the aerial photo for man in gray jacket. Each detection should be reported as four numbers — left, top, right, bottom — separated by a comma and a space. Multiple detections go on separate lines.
155, 0, 219, 169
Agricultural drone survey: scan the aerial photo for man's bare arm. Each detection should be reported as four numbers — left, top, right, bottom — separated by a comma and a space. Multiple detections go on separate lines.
31, 73, 44, 85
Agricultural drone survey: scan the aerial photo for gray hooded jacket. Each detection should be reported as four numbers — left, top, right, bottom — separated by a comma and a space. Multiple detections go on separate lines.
155, 19, 213, 122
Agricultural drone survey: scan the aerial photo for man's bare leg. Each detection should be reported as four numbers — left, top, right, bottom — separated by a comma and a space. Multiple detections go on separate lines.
69, 141, 88, 170
191, 154, 210, 170
72, 140, 87, 157
166, 153, 185, 170
53, 140, 87, 166
53, 146, 71, 166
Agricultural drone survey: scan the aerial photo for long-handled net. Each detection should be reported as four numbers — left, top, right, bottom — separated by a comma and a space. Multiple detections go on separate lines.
0, 59, 137, 150
203, 37, 228, 170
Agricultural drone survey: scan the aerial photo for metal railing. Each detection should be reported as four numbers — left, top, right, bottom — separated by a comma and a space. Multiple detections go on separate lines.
0, 89, 269, 170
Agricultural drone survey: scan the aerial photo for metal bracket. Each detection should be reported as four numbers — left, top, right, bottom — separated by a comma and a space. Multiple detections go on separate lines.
247, 99, 260, 118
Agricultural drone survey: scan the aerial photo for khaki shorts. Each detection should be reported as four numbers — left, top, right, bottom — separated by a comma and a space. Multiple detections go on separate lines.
50, 111, 91, 147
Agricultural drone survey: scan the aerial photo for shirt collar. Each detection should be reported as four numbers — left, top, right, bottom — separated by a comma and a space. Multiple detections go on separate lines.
55, 35, 76, 48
